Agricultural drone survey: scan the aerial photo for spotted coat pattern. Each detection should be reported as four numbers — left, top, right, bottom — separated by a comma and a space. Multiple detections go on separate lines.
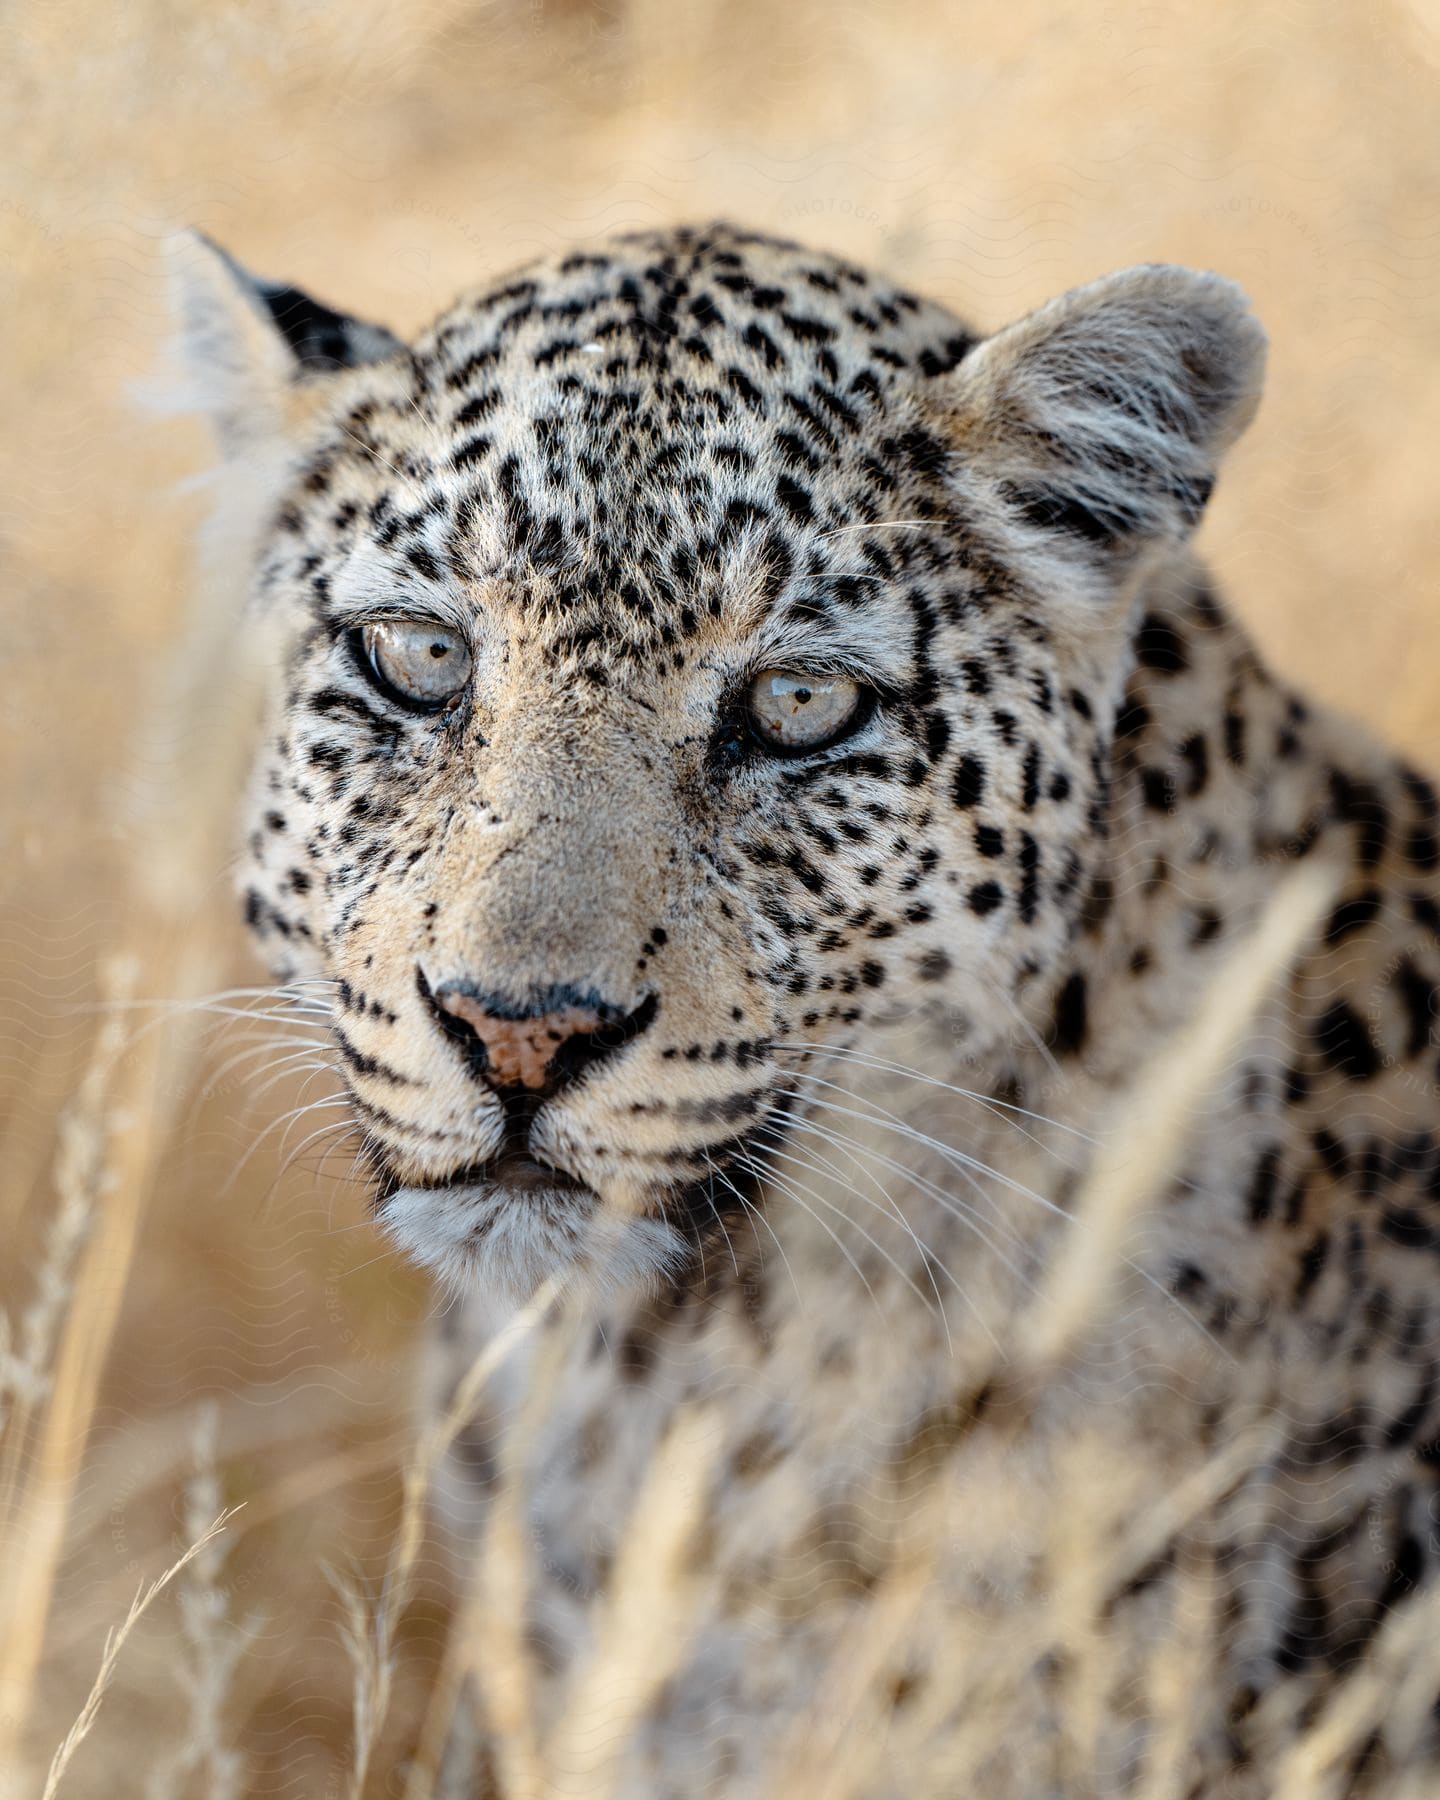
176, 224, 1440, 1796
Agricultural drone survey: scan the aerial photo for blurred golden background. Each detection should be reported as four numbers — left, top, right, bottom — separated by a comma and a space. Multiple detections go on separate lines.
3, 1, 1439, 1792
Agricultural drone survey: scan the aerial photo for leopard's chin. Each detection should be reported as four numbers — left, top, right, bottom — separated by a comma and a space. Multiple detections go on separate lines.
378, 1162, 689, 1305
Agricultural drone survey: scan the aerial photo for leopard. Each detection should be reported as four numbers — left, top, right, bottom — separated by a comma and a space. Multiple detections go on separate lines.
173, 221, 1440, 1796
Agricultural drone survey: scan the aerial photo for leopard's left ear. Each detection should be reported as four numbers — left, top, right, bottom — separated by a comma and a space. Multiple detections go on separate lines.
938, 265, 1266, 571
168, 231, 405, 456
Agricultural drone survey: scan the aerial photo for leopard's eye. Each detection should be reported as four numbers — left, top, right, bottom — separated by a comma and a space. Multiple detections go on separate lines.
747, 669, 864, 753
359, 620, 473, 709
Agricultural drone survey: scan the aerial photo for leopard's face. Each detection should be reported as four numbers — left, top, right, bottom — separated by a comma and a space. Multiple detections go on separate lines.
181, 225, 1264, 1299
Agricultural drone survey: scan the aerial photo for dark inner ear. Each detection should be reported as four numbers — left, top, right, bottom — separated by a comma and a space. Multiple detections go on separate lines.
256, 283, 363, 370
942, 267, 1266, 572
253, 280, 404, 374
998, 441, 1216, 552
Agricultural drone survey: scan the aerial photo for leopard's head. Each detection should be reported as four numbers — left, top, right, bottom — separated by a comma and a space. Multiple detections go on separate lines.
175, 224, 1264, 1301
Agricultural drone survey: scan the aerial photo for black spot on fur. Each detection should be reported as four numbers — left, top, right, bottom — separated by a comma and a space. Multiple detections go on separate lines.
974, 823, 1005, 858
1325, 890, 1382, 948
1313, 1002, 1380, 1083
1050, 972, 1088, 1056
1134, 614, 1189, 674
952, 756, 986, 810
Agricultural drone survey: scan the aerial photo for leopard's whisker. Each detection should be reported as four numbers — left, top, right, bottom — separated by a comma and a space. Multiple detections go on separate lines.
774, 1080, 1073, 1224
742, 1138, 968, 1348
200, 1037, 337, 1095
701, 1154, 807, 1316
82, 978, 339, 1013
781, 1058, 1065, 1188
731, 1149, 889, 1325
776, 1083, 1220, 1346
773, 1039, 1093, 1143
248, 1059, 344, 1105
974, 971, 1065, 1082
770, 1098, 1037, 1286
260, 1119, 367, 1212
219, 1093, 357, 1199
749, 1129, 966, 1349
708, 1171, 743, 1281
774, 1101, 1034, 1276
816, 518, 934, 541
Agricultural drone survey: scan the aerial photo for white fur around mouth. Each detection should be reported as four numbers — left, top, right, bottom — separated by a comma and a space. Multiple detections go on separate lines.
380, 1172, 687, 1303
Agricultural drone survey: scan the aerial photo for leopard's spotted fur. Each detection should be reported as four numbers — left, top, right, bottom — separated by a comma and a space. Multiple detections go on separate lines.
176, 224, 1440, 1795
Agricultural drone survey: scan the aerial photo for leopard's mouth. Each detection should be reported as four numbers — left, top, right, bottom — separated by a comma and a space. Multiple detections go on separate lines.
370, 1148, 590, 1211
438, 1147, 589, 1198
367, 1113, 789, 1298
370, 1138, 691, 1299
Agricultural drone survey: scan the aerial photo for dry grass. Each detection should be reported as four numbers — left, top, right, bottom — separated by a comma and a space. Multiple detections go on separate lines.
42, 1509, 241, 1800
3, 0, 1440, 1792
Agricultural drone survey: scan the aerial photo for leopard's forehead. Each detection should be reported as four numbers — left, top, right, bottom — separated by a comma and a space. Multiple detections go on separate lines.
285, 227, 981, 673
420, 224, 974, 399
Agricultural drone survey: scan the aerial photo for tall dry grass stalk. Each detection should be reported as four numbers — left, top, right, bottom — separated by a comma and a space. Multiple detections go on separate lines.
145, 1406, 257, 1800
0, 965, 130, 1521
0, 954, 147, 1767
1024, 856, 1343, 1369
535, 1406, 721, 1800
42, 1509, 242, 1800
1272, 1584, 1440, 1800
398, 1295, 722, 1800
0, 993, 123, 1440
336, 1277, 562, 1797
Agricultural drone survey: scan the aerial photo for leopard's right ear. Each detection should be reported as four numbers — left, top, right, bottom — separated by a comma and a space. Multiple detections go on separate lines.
167, 231, 405, 456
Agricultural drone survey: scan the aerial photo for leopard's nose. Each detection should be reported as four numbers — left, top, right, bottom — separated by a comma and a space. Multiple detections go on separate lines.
427, 978, 658, 1099
435, 986, 602, 1092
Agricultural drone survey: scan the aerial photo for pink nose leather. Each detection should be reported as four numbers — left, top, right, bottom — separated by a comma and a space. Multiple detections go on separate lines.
435, 991, 603, 1091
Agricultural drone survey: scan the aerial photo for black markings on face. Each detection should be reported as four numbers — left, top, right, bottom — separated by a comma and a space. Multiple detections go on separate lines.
1245, 1146, 1282, 1223
240, 217, 1440, 1357
1391, 960, 1438, 1060
1178, 734, 1208, 797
